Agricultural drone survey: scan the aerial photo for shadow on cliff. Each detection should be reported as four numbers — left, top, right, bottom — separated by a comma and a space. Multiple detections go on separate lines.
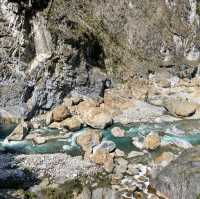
0, 152, 40, 199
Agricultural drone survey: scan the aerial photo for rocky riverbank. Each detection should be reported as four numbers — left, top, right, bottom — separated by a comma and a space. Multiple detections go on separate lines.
2, 74, 200, 198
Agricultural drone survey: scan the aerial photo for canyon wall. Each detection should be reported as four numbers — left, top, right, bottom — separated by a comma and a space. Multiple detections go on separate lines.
0, 0, 200, 119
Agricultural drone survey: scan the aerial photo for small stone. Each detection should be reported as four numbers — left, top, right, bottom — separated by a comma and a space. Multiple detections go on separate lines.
127, 151, 145, 158
144, 132, 161, 150
116, 158, 128, 166
111, 127, 126, 137
127, 164, 139, 175
61, 117, 82, 131
94, 140, 116, 153
115, 149, 125, 157
114, 164, 127, 175
132, 137, 144, 150
52, 105, 71, 122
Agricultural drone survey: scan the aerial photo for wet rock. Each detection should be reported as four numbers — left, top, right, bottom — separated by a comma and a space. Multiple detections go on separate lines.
32, 136, 46, 145
94, 140, 116, 153
7, 121, 31, 141
132, 137, 145, 150
76, 129, 102, 152
61, 117, 82, 131
144, 132, 161, 150
163, 98, 198, 117
127, 151, 145, 159
111, 127, 126, 137
52, 105, 71, 122
153, 147, 200, 199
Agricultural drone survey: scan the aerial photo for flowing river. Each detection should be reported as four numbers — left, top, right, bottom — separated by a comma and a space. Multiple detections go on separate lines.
1, 119, 200, 155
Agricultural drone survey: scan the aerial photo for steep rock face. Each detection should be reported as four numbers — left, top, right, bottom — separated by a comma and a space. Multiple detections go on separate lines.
0, 0, 109, 119
0, 0, 200, 119
153, 147, 200, 199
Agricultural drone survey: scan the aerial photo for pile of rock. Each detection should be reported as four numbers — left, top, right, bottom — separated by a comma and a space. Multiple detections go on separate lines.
74, 127, 174, 198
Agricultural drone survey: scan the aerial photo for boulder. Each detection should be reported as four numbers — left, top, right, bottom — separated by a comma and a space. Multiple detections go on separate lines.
52, 105, 71, 122
111, 127, 126, 137
76, 129, 102, 152
7, 121, 31, 141
153, 147, 200, 199
163, 98, 198, 117
144, 132, 160, 150
81, 107, 113, 129
77, 100, 98, 114
91, 148, 114, 172
61, 117, 82, 131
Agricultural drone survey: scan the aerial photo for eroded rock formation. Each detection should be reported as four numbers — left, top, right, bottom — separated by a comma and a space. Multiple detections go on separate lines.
1, 0, 200, 120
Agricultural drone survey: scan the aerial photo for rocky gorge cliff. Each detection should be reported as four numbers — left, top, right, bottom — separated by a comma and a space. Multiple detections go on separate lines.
1, 0, 200, 120
2, 1, 200, 199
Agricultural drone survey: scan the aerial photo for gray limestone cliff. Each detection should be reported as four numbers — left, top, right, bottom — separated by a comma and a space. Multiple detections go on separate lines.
0, 0, 200, 119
